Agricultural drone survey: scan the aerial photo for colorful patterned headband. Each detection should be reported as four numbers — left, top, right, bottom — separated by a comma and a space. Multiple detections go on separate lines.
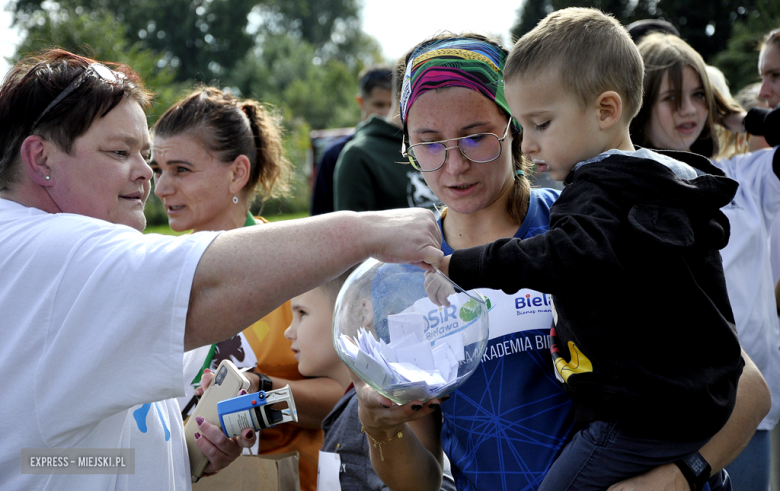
400, 37, 519, 132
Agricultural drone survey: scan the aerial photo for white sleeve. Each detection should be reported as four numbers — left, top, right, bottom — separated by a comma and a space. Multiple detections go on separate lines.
715, 148, 780, 225
33, 223, 218, 445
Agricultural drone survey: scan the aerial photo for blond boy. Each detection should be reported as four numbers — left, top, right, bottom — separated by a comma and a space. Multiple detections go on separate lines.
444, 8, 742, 490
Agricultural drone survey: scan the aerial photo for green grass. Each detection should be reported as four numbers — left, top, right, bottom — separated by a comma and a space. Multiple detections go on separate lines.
143, 211, 311, 235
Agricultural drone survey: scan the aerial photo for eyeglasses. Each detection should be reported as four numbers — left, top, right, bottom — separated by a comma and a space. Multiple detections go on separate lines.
403, 119, 512, 172
30, 63, 125, 131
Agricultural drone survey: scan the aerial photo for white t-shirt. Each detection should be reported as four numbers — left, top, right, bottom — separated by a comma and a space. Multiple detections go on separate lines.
0, 198, 218, 490
712, 147, 780, 430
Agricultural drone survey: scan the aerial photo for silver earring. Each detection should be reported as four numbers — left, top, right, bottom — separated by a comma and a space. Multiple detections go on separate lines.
232, 195, 238, 204
44, 176, 50, 181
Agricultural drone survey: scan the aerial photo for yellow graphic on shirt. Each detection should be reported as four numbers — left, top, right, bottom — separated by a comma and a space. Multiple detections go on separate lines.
552, 341, 594, 383
245, 321, 270, 345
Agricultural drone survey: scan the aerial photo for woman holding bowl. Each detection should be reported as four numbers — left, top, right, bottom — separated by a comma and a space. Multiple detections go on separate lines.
354, 33, 770, 491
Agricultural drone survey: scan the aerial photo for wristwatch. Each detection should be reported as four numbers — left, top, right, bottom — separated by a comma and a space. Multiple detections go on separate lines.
673, 451, 711, 491
252, 370, 273, 392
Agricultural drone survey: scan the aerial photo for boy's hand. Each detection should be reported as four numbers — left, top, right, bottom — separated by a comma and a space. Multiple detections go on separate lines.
423, 269, 454, 307
439, 255, 450, 276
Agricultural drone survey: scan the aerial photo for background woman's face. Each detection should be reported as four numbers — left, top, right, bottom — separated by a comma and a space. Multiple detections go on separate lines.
44, 98, 152, 231
646, 65, 708, 152
150, 134, 237, 232
406, 87, 514, 217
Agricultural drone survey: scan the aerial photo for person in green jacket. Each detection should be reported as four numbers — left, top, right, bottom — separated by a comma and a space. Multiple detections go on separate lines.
334, 62, 437, 212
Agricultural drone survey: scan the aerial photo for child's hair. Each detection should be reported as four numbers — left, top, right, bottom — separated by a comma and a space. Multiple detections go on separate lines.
505, 7, 644, 121
319, 265, 360, 305
152, 86, 291, 203
630, 33, 743, 157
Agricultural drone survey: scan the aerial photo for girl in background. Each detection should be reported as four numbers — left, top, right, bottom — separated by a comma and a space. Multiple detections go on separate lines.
631, 32, 780, 491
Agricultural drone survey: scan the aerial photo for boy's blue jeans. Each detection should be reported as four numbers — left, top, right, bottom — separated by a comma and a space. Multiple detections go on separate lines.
538, 420, 730, 491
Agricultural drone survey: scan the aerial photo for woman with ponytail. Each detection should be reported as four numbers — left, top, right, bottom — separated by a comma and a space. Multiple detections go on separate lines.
150, 87, 343, 491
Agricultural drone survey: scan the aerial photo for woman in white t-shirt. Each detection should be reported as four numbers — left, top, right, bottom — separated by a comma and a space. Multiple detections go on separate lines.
0, 49, 443, 491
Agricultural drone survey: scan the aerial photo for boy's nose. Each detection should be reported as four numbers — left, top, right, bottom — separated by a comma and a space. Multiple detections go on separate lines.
521, 136, 536, 157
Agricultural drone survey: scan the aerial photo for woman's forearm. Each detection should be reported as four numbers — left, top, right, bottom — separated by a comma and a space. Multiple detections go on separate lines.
699, 348, 770, 472
185, 209, 443, 350
608, 348, 770, 490
354, 379, 446, 491
366, 416, 444, 491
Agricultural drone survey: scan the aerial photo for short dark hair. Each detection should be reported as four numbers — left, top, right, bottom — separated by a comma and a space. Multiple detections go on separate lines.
0, 49, 151, 191
358, 65, 392, 98
626, 18, 680, 44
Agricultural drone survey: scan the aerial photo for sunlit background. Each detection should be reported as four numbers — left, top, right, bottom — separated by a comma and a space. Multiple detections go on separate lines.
0, 0, 776, 228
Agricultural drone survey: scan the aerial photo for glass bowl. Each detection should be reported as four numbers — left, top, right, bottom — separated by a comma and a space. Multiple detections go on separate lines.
332, 258, 489, 404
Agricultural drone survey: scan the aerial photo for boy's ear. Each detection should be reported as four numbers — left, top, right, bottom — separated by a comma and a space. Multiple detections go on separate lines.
595, 91, 623, 130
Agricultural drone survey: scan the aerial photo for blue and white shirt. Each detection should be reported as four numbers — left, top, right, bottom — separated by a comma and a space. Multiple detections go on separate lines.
439, 188, 575, 491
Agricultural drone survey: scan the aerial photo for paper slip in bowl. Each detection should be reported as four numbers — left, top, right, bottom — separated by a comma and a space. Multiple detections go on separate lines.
332, 259, 489, 404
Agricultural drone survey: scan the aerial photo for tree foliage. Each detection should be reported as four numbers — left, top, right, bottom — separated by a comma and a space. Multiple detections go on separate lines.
11, 6, 189, 124
7, 0, 385, 220
9, 0, 367, 82
510, 0, 773, 64
712, 0, 780, 95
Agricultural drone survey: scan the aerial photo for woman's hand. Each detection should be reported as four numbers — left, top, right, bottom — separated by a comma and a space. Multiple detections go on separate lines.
192, 368, 213, 397
424, 269, 454, 307
190, 368, 258, 476
353, 374, 443, 441
195, 416, 257, 476
352, 372, 447, 491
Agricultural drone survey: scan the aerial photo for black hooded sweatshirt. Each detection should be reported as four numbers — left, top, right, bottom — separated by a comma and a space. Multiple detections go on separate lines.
449, 150, 744, 442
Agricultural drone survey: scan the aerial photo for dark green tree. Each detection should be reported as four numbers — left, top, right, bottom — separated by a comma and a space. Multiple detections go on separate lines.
231, 31, 381, 130
711, 0, 780, 94
9, 0, 365, 82
510, 0, 767, 63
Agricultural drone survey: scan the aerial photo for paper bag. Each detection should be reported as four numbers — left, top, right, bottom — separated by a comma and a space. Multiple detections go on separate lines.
192, 452, 300, 491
